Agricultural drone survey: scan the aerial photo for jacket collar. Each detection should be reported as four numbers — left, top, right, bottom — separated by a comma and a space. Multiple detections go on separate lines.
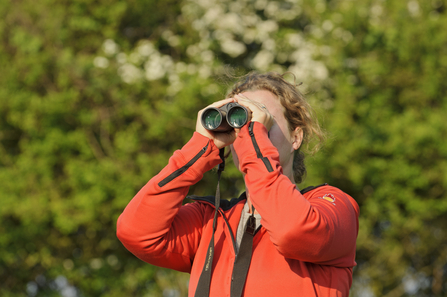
188, 192, 247, 211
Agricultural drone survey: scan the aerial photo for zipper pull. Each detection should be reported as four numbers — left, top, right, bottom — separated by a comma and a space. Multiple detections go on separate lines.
248, 122, 255, 137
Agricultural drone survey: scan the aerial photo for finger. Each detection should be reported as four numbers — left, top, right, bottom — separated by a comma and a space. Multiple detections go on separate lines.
234, 94, 253, 104
233, 94, 274, 129
234, 94, 267, 111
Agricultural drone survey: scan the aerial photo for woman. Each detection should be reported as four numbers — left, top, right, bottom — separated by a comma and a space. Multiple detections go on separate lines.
117, 72, 359, 297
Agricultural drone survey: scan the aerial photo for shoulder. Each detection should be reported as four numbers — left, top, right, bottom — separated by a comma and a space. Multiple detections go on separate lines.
301, 183, 349, 198
300, 183, 329, 195
301, 184, 359, 213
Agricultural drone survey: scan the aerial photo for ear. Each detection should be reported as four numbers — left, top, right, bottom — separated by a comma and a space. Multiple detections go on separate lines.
291, 127, 303, 151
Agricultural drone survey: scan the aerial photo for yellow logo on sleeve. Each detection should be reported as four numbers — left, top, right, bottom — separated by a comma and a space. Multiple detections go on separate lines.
319, 193, 336, 205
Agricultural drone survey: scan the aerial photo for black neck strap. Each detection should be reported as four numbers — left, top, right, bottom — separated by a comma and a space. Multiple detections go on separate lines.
230, 206, 255, 296
194, 148, 225, 297
195, 149, 256, 297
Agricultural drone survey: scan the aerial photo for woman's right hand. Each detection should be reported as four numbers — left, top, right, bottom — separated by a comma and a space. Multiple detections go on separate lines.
196, 98, 240, 149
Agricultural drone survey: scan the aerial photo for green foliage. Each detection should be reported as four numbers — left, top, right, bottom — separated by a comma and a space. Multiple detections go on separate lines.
1, 0, 447, 296
0, 0, 189, 295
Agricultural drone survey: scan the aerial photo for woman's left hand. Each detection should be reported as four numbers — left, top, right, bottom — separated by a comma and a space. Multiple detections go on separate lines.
233, 93, 274, 131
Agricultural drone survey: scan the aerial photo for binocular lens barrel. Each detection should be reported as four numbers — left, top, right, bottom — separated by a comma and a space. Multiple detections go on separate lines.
202, 109, 222, 130
227, 107, 247, 128
201, 103, 249, 131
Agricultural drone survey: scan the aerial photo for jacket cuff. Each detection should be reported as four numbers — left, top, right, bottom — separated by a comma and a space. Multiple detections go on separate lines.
180, 132, 222, 172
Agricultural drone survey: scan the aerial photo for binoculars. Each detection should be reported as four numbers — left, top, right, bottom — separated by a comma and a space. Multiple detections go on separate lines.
201, 102, 251, 132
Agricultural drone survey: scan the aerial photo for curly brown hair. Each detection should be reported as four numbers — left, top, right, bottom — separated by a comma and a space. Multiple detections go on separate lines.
227, 72, 326, 183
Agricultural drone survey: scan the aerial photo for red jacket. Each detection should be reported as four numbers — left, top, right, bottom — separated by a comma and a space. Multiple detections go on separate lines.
117, 122, 359, 297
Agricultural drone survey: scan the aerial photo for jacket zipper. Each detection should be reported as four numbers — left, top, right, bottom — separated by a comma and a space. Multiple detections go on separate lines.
158, 141, 210, 187
248, 122, 273, 172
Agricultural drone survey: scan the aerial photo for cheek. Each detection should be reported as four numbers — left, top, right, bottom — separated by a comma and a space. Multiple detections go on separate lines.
230, 145, 240, 168
269, 125, 288, 148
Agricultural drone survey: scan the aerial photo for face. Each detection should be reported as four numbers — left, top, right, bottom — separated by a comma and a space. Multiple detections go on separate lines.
230, 90, 303, 179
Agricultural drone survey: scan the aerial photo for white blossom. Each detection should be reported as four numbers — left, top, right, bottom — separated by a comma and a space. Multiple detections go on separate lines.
220, 39, 246, 57
407, 0, 420, 17
144, 55, 173, 81
252, 50, 274, 71
322, 20, 334, 32
93, 56, 109, 69
100, 0, 331, 87
103, 39, 119, 56
118, 63, 142, 84
137, 41, 155, 56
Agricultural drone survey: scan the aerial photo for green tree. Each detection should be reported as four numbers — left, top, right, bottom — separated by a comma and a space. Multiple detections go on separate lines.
0, 0, 192, 296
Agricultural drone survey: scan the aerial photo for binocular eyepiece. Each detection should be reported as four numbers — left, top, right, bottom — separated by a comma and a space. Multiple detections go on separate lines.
201, 102, 251, 132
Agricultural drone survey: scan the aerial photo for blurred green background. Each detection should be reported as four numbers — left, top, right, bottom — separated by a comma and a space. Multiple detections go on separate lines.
1, 0, 446, 296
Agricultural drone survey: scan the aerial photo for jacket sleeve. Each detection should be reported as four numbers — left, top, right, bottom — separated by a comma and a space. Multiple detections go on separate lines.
232, 122, 359, 266
116, 132, 222, 272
